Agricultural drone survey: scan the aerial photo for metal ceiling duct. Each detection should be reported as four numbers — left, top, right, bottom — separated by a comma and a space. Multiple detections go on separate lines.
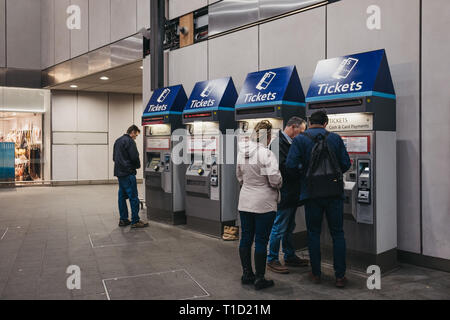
209, 0, 332, 37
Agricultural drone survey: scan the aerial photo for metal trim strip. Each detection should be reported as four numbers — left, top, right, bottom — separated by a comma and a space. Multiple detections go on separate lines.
235, 100, 306, 109
306, 91, 396, 102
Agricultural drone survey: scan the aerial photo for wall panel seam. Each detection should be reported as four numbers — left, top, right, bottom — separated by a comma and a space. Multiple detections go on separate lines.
4, 0, 6, 67
419, 0, 423, 255
257, 24, 260, 71
325, 4, 327, 59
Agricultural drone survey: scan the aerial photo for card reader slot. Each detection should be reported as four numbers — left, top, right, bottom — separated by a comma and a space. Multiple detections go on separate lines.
309, 99, 363, 110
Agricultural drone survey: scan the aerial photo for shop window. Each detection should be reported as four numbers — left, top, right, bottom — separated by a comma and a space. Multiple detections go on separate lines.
0, 112, 43, 184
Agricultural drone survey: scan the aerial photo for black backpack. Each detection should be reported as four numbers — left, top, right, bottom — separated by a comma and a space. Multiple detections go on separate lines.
303, 132, 344, 199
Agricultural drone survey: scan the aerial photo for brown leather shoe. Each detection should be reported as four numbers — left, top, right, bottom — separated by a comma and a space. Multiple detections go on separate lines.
284, 255, 309, 267
267, 261, 289, 274
335, 277, 348, 288
309, 272, 321, 284
131, 220, 149, 229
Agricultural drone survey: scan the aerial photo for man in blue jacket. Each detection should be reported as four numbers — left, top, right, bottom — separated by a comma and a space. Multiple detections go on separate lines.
286, 111, 351, 288
113, 125, 148, 229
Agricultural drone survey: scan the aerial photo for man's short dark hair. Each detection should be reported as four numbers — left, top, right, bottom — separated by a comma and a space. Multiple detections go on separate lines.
286, 116, 306, 128
127, 125, 141, 134
309, 110, 329, 126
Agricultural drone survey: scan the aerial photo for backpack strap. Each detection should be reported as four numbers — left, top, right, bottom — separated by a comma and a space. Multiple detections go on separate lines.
302, 131, 330, 143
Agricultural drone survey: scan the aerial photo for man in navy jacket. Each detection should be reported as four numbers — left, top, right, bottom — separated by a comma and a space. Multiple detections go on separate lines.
113, 125, 148, 229
286, 111, 351, 288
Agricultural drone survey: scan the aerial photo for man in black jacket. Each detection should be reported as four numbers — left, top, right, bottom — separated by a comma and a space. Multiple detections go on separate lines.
113, 125, 148, 228
267, 117, 309, 274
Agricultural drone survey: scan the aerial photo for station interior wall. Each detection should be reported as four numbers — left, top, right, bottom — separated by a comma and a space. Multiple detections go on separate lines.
144, 0, 450, 262
51, 91, 144, 182
1, 0, 449, 263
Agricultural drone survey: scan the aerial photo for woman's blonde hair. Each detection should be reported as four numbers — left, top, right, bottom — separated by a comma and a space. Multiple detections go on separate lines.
251, 120, 273, 144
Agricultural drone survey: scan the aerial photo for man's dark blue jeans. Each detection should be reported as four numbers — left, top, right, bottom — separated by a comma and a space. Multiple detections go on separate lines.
268, 207, 297, 262
239, 211, 276, 254
118, 175, 140, 224
305, 198, 346, 279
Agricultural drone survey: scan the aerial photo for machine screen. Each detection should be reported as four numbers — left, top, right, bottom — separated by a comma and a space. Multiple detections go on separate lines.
146, 138, 170, 151
188, 137, 218, 152
342, 136, 370, 154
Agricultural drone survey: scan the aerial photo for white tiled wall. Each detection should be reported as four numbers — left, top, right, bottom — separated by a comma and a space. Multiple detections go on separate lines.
52, 145, 78, 181
5, 0, 41, 69
70, 0, 89, 58
52, 91, 143, 182
89, 0, 111, 51
110, 0, 137, 42
133, 95, 144, 179
0, 0, 5, 68
52, 91, 78, 132
77, 145, 109, 180
169, 0, 207, 20
259, 6, 326, 90
40, 0, 151, 69
208, 27, 259, 91
107, 93, 135, 180
77, 92, 109, 132
169, 41, 208, 95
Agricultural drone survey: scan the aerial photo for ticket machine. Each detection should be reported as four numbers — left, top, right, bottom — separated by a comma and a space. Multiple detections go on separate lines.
306, 49, 397, 272
235, 66, 308, 247
183, 77, 239, 237
235, 66, 306, 132
142, 85, 188, 225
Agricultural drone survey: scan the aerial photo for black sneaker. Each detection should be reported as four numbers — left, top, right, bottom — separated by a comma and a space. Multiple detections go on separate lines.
241, 272, 256, 285
119, 220, 131, 227
131, 220, 149, 229
254, 278, 275, 290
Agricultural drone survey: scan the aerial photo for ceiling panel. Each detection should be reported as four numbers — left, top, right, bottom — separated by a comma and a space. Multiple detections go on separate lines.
50, 61, 143, 94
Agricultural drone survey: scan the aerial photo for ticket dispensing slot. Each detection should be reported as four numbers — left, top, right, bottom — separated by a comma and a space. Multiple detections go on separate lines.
357, 160, 371, 205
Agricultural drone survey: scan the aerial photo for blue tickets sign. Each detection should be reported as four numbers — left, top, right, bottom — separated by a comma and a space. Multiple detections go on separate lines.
236, 65, 305, 109
306, 49, 395, 102
143, 85, 188, 117
184, 77, 238, 113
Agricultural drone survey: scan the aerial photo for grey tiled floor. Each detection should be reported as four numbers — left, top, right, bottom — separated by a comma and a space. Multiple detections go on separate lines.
0, 185, 449, 300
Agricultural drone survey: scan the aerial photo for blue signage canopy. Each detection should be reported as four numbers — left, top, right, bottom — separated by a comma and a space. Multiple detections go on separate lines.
306, 49, 395, 103
184, 77, 238, 113
236, 65, 305, 109
143, 84, 188, 118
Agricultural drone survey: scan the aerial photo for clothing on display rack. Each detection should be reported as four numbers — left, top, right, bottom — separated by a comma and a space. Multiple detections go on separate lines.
1, 118, 43, 182
30, 146, 41, 180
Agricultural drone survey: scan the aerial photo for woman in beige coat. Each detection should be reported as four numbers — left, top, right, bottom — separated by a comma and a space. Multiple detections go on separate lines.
236, 120, 283, 290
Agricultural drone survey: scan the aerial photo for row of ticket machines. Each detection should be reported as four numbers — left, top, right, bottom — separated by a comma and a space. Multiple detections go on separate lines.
141, 49, 398, 272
